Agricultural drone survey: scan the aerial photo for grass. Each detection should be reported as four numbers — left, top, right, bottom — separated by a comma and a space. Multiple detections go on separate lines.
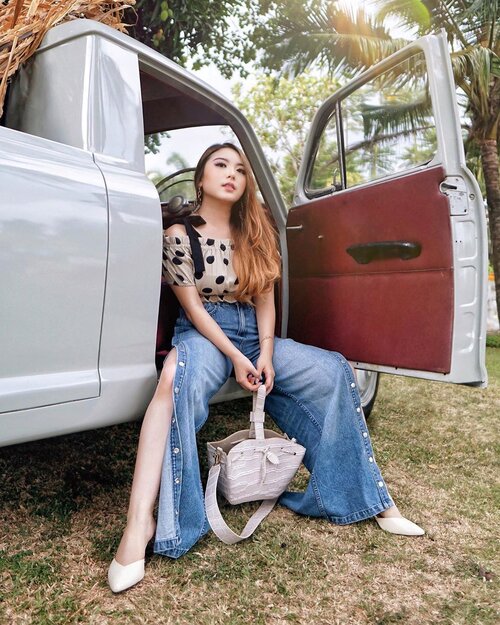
486, 332, 500, 349
1, 351, 499, 624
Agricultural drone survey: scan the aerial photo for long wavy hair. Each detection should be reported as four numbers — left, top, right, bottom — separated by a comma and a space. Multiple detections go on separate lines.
194, 143, 281, 301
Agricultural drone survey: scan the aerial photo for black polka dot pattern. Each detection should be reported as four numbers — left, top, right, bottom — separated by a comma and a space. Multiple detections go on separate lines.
163, 235, 239, 302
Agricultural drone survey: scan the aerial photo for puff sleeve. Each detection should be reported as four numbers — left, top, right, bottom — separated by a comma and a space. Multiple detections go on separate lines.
162, 237, 196, 287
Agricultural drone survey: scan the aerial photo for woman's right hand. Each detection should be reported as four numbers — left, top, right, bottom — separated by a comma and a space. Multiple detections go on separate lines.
231, 352, 262, 392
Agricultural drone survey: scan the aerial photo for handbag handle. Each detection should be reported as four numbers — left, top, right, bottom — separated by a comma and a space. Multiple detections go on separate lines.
205, 462, 278, 544
249, 384, 266, 440
205, 386, 276, 544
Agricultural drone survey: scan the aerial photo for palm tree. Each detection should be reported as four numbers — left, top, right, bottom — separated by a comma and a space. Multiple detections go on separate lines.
252, 0, 500, 317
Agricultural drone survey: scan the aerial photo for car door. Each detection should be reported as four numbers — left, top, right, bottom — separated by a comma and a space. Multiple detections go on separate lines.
285, 32, 487, 386
0, 127, 108, 413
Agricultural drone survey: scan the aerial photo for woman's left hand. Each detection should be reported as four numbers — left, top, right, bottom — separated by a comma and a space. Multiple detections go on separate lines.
256, 354, 275, 395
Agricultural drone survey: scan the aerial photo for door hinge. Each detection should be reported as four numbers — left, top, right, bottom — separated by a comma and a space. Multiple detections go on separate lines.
440, 176, 469, 215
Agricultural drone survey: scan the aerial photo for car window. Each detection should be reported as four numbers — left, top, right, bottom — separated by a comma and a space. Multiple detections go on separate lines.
308, 112, 341, 195
307, 52, 437, 195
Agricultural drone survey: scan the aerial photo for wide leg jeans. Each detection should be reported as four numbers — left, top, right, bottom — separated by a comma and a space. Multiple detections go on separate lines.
154, 302, 394, 558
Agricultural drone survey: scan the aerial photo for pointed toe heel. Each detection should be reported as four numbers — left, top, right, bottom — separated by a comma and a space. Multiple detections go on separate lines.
107, 558, 145, 593
375, 516, 425, 536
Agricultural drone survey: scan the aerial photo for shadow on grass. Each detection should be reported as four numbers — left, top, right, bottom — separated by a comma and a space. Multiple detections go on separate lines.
0, 397, 256, 536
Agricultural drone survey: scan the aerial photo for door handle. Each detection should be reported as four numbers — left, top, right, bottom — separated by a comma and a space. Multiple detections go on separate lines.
346, 241, 421, 264
286, 225, 303, 231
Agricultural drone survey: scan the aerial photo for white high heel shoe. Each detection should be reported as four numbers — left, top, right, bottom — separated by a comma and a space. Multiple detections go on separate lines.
375, 515, 425, 536
108, 558, 145, 593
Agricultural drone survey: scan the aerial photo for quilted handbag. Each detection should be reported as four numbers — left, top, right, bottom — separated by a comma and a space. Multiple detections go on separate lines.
205, 384, 306, 544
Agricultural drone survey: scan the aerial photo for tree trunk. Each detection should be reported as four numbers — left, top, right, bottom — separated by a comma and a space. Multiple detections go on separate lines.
480, 137, 500, 326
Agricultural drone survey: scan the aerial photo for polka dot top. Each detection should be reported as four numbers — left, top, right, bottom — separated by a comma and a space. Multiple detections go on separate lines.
163, 234, 239, 303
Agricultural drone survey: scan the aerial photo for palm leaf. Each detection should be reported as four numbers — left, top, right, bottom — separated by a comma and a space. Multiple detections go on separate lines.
358, 95, 433, 139
345, 124, 436, 152
255, 2, 406, 77
451, 45, 493, 119
374, 0, 432, 33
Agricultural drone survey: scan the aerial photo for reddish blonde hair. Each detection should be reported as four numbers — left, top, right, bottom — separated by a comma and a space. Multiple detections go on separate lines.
194, 143, 281, 301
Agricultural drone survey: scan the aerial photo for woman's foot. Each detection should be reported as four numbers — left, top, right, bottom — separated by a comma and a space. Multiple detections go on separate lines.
375, 505, 424, 536
115, 516, 156, 565
108, 558, 145, 593
108, 516, 156, 593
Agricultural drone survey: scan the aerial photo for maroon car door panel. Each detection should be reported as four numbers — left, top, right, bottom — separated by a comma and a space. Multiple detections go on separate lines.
287, 166, 453, 373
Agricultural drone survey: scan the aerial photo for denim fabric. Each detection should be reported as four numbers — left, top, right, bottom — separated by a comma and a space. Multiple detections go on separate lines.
154, 302, 394, 559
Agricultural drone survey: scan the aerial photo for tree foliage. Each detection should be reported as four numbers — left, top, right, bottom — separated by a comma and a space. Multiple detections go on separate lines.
126, 0, 259, 76
250, 0, 407, 77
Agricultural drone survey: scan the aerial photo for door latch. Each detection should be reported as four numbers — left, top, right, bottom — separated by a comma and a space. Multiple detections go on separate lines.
440, 176, 469, 215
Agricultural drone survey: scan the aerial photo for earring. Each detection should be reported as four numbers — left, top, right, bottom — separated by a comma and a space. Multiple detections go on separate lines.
195, 187, 203, 210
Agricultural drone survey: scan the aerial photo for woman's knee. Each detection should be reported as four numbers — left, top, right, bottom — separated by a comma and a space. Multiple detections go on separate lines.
274, 339, 354, 390
157, 348, 177, 396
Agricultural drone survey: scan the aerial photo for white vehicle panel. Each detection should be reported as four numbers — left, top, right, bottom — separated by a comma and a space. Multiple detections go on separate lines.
0, 128, 108, 412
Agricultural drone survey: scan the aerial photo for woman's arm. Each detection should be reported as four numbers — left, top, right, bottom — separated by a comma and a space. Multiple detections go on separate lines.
253, 288, 276, 394
172, 284, 261, 392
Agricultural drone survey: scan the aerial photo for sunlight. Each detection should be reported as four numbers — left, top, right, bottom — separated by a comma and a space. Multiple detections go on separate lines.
337, 0, 373, 16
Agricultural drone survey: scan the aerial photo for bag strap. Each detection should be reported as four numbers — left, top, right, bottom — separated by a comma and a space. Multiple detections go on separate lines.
249, 384, 266, 440
205, 462, 277, 544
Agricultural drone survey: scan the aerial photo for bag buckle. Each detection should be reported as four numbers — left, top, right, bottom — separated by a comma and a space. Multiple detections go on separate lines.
214, 447, 223, 464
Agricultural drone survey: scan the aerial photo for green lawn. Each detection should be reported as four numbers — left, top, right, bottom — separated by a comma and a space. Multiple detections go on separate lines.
0, 350, 498, 624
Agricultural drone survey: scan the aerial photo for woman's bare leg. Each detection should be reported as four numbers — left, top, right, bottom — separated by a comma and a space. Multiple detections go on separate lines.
378, 505, 401, 517
114, 349, 177, 565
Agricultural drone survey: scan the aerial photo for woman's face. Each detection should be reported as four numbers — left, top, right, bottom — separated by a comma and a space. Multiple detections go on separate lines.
200, 147, 247, 205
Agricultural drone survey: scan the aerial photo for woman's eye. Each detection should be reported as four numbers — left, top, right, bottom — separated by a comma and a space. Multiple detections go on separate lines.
215, 162, 226, 168
238, 169, 246, 175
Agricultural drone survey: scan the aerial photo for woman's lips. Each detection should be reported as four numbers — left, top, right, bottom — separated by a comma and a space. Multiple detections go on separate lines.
222, 183, 236, 191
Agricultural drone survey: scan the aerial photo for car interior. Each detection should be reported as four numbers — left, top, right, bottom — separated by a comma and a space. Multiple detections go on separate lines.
139, 70, 283, 373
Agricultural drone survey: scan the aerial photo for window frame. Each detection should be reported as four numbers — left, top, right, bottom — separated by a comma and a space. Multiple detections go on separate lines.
301, 46, 442, 201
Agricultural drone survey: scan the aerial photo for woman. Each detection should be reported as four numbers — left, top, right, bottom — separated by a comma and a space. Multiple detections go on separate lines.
108, 143, 424, 593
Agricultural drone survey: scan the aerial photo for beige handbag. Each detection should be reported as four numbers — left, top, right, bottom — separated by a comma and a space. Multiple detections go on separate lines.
205, 385, 306, 544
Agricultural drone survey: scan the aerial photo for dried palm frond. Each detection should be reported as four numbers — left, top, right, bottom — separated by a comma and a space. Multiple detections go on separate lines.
0, 0, 136, 117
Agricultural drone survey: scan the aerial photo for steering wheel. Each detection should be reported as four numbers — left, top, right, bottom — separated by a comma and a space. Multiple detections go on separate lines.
156, 168, 196, 202
155, 168, 197, 228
